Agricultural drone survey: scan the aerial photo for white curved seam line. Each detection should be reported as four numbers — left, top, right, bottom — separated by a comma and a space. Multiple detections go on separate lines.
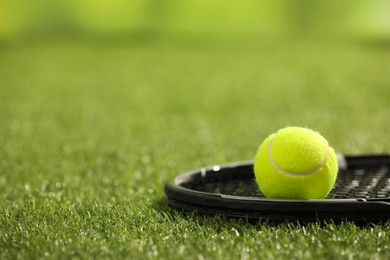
268, 135, 329, 176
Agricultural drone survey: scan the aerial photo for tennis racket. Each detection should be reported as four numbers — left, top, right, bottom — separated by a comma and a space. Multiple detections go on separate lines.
165, 154, 390, 223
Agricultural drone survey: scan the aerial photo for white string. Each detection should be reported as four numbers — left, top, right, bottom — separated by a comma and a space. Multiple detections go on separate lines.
268, 134, 329, 176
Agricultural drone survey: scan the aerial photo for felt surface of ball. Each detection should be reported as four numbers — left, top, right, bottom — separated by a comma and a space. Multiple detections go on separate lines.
254, 127, 338, 199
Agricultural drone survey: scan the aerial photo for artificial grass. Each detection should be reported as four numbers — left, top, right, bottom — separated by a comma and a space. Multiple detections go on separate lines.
0, 39, 389, 259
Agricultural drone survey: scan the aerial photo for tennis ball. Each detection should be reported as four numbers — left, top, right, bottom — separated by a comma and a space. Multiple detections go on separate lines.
254, 127, 338, 199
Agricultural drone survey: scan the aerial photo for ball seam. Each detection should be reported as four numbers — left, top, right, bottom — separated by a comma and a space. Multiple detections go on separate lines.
267, 134, 330, 176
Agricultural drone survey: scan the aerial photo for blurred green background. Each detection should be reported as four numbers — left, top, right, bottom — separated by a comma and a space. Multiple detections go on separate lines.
1, 0, 390, 41
1, 1, 390, 259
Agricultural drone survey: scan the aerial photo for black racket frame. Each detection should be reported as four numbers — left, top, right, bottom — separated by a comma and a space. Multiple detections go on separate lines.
165, 154, 390, 223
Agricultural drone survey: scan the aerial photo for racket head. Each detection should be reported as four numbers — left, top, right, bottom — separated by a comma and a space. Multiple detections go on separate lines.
165, 154, 390, 223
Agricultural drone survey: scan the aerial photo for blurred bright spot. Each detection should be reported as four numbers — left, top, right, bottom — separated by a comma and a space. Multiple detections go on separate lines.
71, 0, 151, 34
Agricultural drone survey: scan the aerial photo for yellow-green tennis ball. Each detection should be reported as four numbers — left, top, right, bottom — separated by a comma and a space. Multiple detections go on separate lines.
254, 127, 338, 199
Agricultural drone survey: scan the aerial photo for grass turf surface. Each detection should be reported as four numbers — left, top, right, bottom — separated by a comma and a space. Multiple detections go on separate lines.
0, 39, 389, 259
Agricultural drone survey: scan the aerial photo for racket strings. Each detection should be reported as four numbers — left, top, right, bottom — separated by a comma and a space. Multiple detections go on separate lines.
182, 166, 390, 199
